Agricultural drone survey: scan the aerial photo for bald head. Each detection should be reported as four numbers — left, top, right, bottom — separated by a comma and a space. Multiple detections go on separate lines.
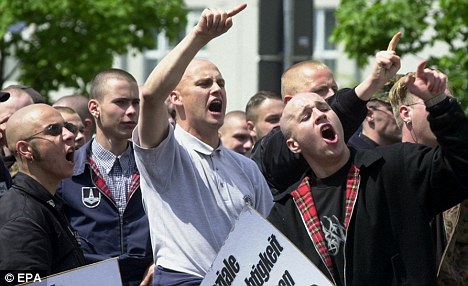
53, 94, 95, 142
219, 110, 253, 155
219, 111, 247, 134
280, 92, 333, 139
177, 59, 222, 90
3, 85, 44, 103
53, 94, 91, 122
281, 61, 337, 100
6, 104, 61, 154
0, 87, 34, 118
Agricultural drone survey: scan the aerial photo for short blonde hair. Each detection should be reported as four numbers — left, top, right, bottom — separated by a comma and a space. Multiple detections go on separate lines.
281, 61, 329, 99
389, 73, 419, 128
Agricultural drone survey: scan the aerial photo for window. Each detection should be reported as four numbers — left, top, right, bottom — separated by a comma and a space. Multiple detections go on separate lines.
313, 8, 337, 72
143, 9, 206, 79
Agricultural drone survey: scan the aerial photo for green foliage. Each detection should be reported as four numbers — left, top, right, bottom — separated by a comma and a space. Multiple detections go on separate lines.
332, 0, 468, 111
0, 0, 187, 101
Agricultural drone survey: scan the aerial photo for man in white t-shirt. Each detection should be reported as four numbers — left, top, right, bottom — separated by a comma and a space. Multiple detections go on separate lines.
132, 4, 274, 285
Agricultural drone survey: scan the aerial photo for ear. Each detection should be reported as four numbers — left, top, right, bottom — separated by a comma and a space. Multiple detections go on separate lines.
16, 141, 33, 161
286, 138, 301, 154
83, 118, 94, 134
283, 95, 293, 104
246, 120, 257, 142
170, 91, 183, 107
246, 120, 255, 133
83, 118, 93, 128
365, 107, 374, 122
399, 105, 412, 124
88, 99, 100, 119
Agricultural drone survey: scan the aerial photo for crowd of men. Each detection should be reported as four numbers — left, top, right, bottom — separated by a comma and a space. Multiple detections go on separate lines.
0, 3, 466, 286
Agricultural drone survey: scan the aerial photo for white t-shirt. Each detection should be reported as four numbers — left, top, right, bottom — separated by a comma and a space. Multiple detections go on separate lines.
132, 124, 274, 277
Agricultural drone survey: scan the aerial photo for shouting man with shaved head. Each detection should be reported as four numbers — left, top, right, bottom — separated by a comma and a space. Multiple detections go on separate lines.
268, 62, 468, 285
0, 104, 85, 275
134, 4, 273, 284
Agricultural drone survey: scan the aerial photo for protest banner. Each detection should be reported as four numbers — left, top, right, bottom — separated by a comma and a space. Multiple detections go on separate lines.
201, 207, 333, 286
20, 258, 121, 286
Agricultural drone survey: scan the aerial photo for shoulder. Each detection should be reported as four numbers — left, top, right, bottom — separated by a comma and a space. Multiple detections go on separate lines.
72, 140, 93, 175
0, 189, 47, 226
223, 147, 259, 170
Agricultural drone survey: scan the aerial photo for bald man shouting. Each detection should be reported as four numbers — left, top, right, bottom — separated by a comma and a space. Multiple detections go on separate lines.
0, 104, 85, 275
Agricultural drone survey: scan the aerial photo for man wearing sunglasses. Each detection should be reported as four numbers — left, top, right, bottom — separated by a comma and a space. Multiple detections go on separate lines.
57, 69, 153, 286
0, 104, 86, 275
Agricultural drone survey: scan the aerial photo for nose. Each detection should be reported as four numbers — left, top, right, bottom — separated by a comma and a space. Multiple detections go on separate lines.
211, 81, 223, 93
314, 109, 327, 124
63, 126, 76, 142
126, 103, 139, 117
75, 131, 85, 142
244, 137, 253, 152
324, 88, 335, 99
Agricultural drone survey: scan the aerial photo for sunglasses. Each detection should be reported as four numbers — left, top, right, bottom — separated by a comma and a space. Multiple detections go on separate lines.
23, 122, 78, 141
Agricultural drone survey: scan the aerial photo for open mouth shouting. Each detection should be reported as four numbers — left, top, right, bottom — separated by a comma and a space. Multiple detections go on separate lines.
320, 123, 338, 144
65, 147, 75, 164
208, 99, 223, 115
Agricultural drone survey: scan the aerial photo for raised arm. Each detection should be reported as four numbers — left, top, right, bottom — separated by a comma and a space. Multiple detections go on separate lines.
355, 32, 402, 101
138, 4, 247, 148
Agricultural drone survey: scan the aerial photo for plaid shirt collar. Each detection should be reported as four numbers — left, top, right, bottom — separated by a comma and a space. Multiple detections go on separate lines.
91, 139, 134, 174
291, 163, 360, 282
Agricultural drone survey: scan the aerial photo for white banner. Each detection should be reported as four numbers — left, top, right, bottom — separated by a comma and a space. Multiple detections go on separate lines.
201, 207, 333, 286
23, 258, 122, 286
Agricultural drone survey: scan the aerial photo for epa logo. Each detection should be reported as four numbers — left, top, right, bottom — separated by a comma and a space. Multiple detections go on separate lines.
3, 272, 42, 284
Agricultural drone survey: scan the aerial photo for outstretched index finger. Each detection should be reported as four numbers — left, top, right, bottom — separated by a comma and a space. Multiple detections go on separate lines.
387, 32, 402, 51
228, 3, 247, 17
415, 60, 428, 78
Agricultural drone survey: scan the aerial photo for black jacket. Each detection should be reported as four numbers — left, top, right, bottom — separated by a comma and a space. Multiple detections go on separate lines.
268, 97, 468, 285
0, 157, 12, 198
251, 88, 367, 196
0, 172, 85, 275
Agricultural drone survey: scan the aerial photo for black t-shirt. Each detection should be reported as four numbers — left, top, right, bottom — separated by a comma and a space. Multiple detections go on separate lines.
309, 160, 351, 286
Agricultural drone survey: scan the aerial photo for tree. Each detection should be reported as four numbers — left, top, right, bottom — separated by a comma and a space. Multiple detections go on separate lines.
331, 0, 468, 111
0, 0, 187, 101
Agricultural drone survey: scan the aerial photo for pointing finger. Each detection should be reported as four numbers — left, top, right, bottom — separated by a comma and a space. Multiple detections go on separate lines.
227, 3, 247, 17
415, 60, 428, 78
387, 32, 402, 51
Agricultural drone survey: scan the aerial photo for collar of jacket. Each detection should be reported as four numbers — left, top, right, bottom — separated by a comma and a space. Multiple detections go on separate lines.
72, 139, 135, 177
13, 172, 62, 208
273, 147, 384, 202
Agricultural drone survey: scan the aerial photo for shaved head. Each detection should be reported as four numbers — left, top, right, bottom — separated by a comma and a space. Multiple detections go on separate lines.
281, 61, 337, 100
176, 59, 222, 91
280, 92, 326, 139
53, 94, 92, 123
0, 87, 34, 118
6, 104, 61, 155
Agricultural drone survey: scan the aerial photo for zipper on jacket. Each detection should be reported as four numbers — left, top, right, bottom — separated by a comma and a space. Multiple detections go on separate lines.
120, 214, 125, 254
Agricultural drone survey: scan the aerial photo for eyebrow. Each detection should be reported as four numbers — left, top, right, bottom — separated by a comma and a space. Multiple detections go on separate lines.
296, 100, 328, 118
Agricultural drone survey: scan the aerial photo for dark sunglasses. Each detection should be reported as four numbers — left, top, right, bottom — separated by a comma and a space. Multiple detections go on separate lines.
23, 122, 78, 141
